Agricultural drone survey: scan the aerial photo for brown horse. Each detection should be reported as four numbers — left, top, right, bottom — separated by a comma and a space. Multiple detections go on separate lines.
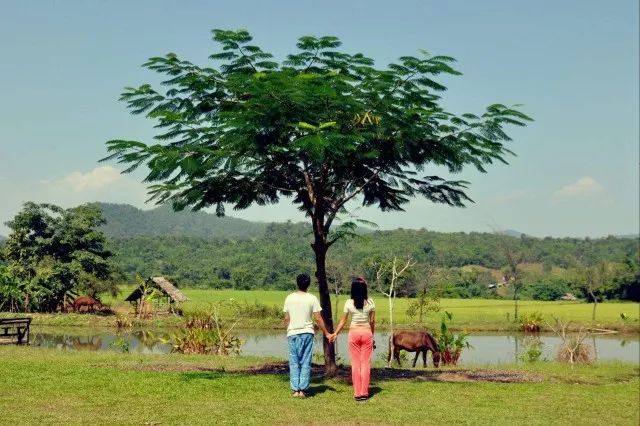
72, 296, 103, 313
389, 330, 441, 368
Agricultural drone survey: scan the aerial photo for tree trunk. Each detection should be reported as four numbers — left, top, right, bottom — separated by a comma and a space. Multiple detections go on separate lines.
590, 291, 597, 321
312, 223, 337, 376
513, 286, 519, 321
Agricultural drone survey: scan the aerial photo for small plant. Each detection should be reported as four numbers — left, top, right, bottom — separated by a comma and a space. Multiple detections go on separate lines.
437, 311, 471, 366
519, 311, 544, 333
519, 336, 544, 363
114, 314, 134, 330
171, 302, 243, 355
546, 316, 593, 365
406, 297, 440, 322
109, 336, 130, 353
556, 335, 593, 364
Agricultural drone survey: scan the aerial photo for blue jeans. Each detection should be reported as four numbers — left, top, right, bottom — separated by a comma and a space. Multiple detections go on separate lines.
287, 333, 314, 391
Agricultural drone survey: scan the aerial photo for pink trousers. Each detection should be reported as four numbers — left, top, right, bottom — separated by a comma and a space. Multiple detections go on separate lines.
348, 328, 373, 397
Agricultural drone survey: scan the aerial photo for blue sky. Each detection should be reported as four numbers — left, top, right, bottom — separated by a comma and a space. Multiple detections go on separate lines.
0, 0, 638, 237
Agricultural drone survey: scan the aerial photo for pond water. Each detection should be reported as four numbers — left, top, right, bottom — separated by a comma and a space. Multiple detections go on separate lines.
28, 327, 640, 365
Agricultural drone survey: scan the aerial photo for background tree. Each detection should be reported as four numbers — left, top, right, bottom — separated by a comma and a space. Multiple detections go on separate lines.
406, 261, 442, 323
577, 262, 612, 321
102, 29, 531, 373
373, 256, 415, 367
1, 202, 119, 312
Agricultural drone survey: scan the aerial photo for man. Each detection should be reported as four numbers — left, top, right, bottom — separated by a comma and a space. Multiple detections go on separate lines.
283, 273, 332, 397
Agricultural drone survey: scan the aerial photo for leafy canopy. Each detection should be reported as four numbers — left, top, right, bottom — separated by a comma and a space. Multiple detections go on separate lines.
1, 202, 118, 312
103, 29, 531, 228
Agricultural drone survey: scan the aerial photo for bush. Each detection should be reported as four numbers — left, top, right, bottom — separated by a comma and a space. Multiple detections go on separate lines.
528, 280, 570, 301
172, 303, 243, 355
556, 337, 593, 364
519, 336, 544, 363
436, 312, 471, 365
519, 312, 544, 333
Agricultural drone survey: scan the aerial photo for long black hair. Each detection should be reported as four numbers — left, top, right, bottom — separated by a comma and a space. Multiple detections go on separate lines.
351, 277, 368, 309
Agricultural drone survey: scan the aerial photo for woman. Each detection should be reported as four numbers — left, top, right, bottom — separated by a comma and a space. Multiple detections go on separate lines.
332, 277, 376, 401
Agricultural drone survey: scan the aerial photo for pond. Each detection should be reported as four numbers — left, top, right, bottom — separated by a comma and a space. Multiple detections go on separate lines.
28, 327, 640, 365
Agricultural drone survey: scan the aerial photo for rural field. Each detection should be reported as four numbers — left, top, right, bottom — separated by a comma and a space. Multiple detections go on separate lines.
11, 288, 638, 333
0, 346, 638, 425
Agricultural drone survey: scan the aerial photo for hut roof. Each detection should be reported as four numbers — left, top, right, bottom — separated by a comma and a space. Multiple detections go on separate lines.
125, 276, 189, 303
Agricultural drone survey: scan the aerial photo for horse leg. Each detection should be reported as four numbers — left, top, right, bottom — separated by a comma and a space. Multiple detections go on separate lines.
423, 350, 427, 368
412, 351, 419, 368
394, 348, 402, 367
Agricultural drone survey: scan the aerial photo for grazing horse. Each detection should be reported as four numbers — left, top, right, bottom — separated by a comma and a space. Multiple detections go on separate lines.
389, 330, 441, 368
72, 296, 103, 313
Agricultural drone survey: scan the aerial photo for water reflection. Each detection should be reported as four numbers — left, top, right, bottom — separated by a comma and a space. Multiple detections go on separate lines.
28, 328, 640, 365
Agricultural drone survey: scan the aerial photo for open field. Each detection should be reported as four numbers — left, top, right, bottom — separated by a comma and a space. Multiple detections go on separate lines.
0, 346, 637, 425
4, 288, 638, 331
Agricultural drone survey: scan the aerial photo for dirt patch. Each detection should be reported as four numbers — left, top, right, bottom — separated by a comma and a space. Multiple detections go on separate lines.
248, 362, 539, 383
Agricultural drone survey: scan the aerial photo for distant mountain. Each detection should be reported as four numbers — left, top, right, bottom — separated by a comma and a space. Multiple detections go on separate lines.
95, 202, 302, 240
499, 229, 525, 238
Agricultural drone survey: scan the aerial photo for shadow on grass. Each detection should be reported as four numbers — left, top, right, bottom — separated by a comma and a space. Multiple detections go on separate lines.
180, 371, 225, 381
305, 383, 337, 396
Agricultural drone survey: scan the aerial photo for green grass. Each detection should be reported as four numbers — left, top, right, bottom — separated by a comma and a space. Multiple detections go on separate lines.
8, 288, 639, 331
0, 346, 637, 425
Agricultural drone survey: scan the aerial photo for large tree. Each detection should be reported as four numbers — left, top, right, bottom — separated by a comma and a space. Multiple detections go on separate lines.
1, 202, 118, 312
103, 29, 531, 373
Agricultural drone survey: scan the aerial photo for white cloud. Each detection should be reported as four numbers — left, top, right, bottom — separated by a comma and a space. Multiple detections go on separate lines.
554, 176, 604, 198
0, 166, 149, 234
48, 166, 122, 192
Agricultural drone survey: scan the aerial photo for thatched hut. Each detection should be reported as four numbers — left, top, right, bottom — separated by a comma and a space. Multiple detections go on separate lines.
125, 276, 188, 315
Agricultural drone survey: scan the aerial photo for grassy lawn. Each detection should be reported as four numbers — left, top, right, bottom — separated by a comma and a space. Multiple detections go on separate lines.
0, 346, 637, 425
5, 288, 638, 331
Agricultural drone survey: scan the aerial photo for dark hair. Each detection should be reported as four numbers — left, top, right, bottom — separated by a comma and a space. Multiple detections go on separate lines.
296, 274, 311, 291
350, 277, 368, 309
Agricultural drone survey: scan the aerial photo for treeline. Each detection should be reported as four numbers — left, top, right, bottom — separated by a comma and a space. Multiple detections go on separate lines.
107, 222, 639, 301
96, 202, 278, 239
2, 204, 638, 303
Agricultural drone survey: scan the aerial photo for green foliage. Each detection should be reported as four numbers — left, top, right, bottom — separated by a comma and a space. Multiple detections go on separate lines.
436, 312, 471, 365
104, 29, 530, 216
102, 29, 530, 367
0, 202, 119, 312
406, 296, 440, 320
519, 336, 544, 363
172, 303, 243, 355
526, 280, 571, 301
519, 311, 544, 333
109, 336, 130, 353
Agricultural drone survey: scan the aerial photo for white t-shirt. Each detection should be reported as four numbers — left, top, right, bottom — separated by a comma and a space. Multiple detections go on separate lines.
283, 291, 322, 337
343, 298, 375, 326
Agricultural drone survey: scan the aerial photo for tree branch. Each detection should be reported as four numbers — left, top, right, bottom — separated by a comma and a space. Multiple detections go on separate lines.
332, 168, 381, 212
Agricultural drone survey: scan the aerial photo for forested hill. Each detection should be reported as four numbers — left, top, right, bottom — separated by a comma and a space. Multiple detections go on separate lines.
1, 203, 637, 297
95, 202, 300, 239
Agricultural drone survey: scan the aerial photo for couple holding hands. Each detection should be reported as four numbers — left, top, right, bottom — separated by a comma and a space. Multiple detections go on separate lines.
283, 274, 375, 401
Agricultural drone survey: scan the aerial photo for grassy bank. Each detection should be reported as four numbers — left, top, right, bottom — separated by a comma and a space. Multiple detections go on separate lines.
0, 346, 637, 425
6, 289, 637, 331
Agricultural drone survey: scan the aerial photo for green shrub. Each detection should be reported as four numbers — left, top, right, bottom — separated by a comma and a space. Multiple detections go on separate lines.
519, 336, 544, 363
436, 311, 471, 365
519, 311, 544, 333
